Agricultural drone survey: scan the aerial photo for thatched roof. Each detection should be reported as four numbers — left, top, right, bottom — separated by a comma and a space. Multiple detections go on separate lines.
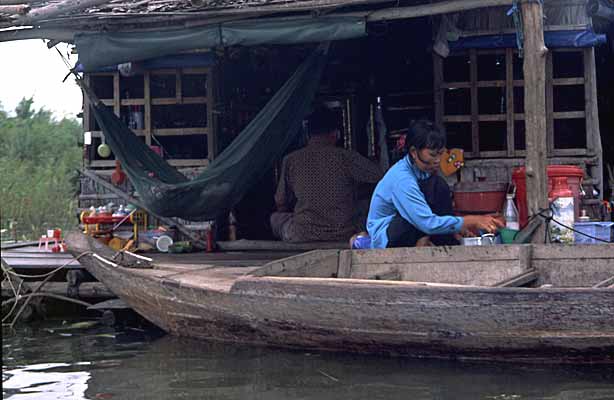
0, 0, 408, 33
0, 0, 596, 44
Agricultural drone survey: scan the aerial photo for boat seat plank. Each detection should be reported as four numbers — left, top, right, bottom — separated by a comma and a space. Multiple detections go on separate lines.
371, 269, 401, 281
593, 276, 614, 289
251, 250, 340, 278
494, 268, 539, 287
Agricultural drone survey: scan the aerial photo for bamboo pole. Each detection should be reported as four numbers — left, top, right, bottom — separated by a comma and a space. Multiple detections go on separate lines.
521, 0, 549, 243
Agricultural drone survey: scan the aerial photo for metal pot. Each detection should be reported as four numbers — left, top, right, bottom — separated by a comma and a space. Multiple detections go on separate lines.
461, 234, 496, 246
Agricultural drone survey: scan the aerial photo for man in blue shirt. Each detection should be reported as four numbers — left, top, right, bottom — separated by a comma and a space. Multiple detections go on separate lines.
367, 120, 503, 248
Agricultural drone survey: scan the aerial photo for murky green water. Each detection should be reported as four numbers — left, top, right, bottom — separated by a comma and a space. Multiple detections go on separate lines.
3, 319, 614, 400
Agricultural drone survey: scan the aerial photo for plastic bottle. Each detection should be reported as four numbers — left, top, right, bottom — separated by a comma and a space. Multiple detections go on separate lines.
502, 193, 520, 230
548, 177, 575, 244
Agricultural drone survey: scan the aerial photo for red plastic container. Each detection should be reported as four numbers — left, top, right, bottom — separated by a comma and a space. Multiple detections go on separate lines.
512, 165, 584, 227
82, 215, 124, 225
453, 182, 508, 215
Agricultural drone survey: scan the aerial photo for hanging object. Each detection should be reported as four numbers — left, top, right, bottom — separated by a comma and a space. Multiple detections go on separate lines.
97, 132, 111, 158
111, 160, 127, 186
79, 44, 329, 221
440, 148, 464, 176
507, 0, 524, 58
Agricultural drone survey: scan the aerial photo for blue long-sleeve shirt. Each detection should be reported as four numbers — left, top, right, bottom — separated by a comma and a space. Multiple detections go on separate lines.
367, 156, 464, 248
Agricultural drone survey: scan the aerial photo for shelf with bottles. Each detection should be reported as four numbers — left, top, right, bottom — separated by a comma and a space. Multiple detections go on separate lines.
80, 205, 148, 239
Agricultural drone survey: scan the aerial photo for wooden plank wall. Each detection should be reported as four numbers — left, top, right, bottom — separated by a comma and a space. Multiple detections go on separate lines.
347, 246, 527, 286
531, 244, 614, 287
254, 244, 614, 288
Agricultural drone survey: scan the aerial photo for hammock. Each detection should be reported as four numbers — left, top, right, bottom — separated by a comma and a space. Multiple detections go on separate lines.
86, 44, 329, 221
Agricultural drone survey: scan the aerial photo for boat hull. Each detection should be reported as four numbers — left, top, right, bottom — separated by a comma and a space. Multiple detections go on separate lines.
81, 252, 614, 363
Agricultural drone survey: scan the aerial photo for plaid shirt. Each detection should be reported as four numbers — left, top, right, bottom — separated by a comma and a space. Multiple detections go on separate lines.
275, 138, 382, 241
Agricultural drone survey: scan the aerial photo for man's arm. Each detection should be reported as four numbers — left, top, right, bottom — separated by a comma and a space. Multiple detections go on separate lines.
390, 176, 463, 235
274, 157, 295, 212
349, 152, 384, 184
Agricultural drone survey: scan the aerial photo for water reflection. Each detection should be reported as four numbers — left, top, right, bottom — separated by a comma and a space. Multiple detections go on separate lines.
3, 321, 614, 400
3, 363, 90, 400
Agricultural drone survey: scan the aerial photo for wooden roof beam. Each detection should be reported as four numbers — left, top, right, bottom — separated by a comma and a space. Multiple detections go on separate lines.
0, 27, 75, 42
365, 0, 514, 22
0, 0, 38, 4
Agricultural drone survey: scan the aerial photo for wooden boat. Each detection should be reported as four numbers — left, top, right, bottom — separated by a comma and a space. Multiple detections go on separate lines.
67, 232, 614, 363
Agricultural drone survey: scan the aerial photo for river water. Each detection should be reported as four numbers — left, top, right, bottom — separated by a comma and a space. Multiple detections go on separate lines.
3, 319, 614, 400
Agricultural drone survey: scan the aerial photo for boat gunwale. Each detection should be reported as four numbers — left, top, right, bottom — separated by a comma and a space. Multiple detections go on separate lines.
84, 254, 612, 297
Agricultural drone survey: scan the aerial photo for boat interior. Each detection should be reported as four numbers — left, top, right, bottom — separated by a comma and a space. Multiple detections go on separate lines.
132, 242, 614, 291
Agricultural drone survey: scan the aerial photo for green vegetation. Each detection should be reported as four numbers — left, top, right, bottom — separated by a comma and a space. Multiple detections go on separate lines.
0, 98, 82, 241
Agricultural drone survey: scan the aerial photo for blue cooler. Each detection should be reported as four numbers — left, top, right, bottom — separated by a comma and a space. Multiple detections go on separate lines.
573, 222, 614, 244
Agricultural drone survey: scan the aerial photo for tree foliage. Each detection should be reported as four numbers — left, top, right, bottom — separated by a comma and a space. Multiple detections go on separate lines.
0, 98, 82, 240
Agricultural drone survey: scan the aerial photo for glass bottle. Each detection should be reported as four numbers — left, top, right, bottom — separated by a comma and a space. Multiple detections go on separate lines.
503, 193, 520, 230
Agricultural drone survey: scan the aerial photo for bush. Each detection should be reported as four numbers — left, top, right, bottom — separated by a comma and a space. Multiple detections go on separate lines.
0, 98, 82, 240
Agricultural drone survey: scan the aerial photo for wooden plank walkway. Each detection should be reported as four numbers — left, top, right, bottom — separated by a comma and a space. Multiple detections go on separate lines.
2, 244, 298, 273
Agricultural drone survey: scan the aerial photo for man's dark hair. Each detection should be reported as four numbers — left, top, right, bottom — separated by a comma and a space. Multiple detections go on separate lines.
404, 119, 447, 153
307, 105, 339, 136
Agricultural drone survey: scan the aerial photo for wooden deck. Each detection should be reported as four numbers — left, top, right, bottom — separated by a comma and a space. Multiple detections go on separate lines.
2, 243, 301, 301
2, 244, 299, 272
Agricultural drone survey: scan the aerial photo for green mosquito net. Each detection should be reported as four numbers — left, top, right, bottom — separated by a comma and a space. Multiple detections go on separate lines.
87, 44, 328, 221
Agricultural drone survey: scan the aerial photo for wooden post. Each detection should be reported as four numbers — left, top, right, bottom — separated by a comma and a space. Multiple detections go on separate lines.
144, 72, 152, 146
470, 49, 480, 157
207, 68, 216, 161
505, 48, 515, 157
433, 53, 444, 129
584, 47, 603, 199
521, 0, 548, 243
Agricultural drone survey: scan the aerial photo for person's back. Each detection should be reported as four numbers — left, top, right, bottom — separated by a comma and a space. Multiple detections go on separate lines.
282, 141, 362, 241
271, 106, 382, 242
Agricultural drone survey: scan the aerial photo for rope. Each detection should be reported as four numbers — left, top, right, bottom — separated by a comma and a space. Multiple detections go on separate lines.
1, 252, 93, 326
507, 0, 524, 58
1, 279, 23, 323
2, 252, 91, 279
527, 205, 612, 244
2, 293, 93, 309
